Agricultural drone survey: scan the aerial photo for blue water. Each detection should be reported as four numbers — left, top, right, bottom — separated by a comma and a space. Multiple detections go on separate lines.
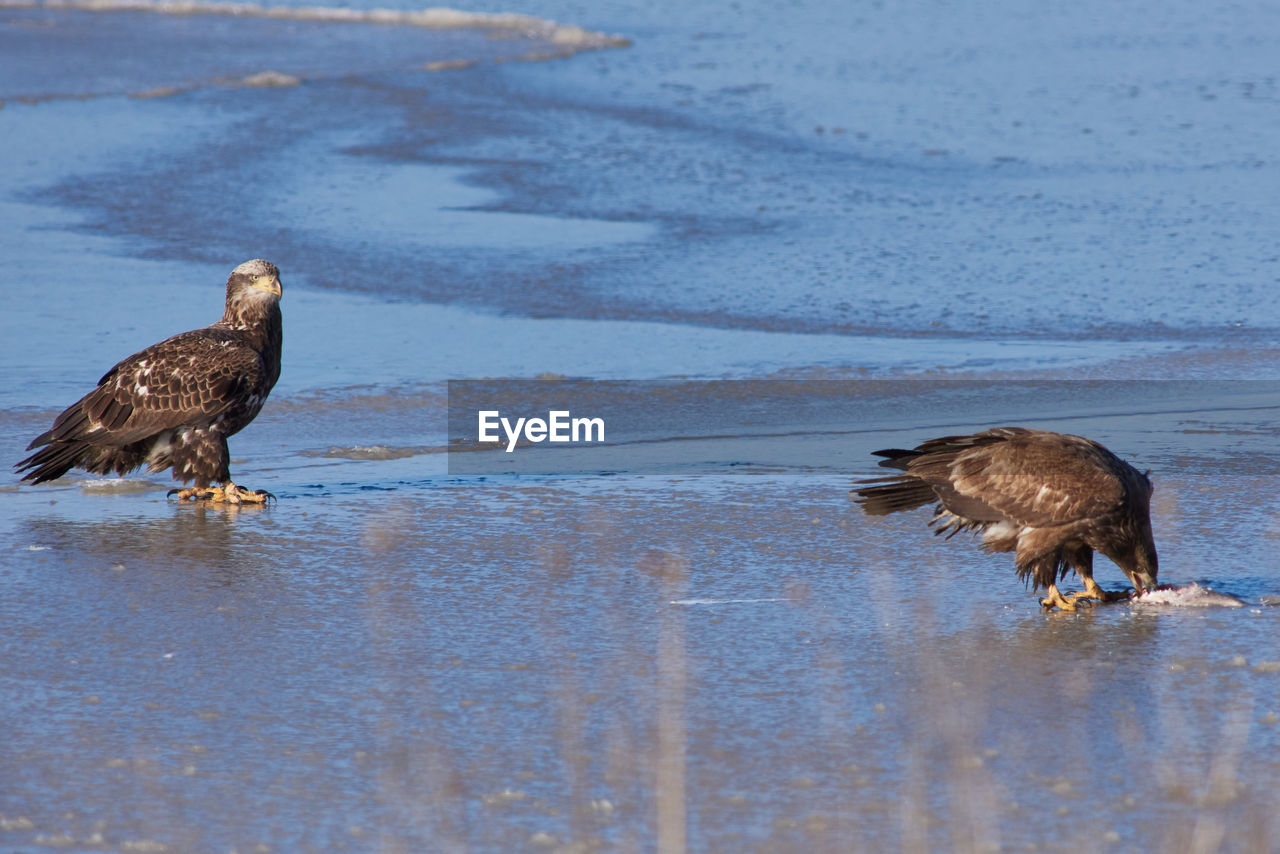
3, 1, 1280, 851
6, 0, 1280, 351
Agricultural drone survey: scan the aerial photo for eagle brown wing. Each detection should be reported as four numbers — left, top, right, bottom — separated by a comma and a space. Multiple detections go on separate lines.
31, 329, 265, 450
915, 430, 1128, 527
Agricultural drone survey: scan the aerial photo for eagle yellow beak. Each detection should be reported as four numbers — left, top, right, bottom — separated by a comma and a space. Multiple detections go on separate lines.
251, 275, 282, 297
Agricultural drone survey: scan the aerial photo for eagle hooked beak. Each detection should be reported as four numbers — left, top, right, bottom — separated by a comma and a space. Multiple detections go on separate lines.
251, 275, 282, 297
1129, 570, 1157, 597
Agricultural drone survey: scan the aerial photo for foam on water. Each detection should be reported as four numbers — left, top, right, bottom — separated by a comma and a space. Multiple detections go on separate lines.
670, 598, 797, 605
1131, 582, 1247, 608
301, 445, 429, 460
77, 477, 167, 493
0, 0, 628, 44
0, 1, 627, 101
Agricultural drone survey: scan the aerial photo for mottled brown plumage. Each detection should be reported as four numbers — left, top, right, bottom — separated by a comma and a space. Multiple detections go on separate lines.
16, 260, 283, 503
852, 427, 1158, 610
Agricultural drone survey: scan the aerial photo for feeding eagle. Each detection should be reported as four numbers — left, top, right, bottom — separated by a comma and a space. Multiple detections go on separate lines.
852, 427, 1158, 610
16, 259, 283, 504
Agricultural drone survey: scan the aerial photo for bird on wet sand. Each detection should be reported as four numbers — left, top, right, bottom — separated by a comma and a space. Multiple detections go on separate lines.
852, 427, 1158, 611
16, 259, 283, 505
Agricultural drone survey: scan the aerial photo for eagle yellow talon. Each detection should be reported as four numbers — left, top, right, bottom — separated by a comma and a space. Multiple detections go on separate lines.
1040, 578, 1133, 611
1040, 584, 1079, 612
166, 483, 273, 504
221, 483, 274, 505
168, 487, 209, 501
1068, 577, 1130, 604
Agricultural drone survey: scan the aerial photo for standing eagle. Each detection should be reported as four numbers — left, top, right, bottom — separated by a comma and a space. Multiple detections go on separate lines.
16, 259, 283, 504
852, 427, 1158, 610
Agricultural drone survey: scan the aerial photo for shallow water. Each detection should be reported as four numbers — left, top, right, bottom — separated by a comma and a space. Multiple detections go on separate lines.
3, 474, 1279, 852
4, 0, 1280, 851
5, 380, 1280, 851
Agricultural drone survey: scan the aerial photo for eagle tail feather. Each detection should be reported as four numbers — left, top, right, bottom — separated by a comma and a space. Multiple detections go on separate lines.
17, 438, 154, 483
15, 440, 93, 484
870, 448, 918, 470
851, 478, 937, 515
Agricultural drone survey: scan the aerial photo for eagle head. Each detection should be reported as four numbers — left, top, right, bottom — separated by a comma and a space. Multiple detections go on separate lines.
1112, 509, 1158, 596
1129, 530, 1158, 595
228, 259, 282, 300
1127, 475, 1159, 594
223, 259, 282, 329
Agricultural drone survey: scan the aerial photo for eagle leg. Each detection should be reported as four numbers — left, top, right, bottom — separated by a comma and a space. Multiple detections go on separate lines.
167, 482, 275, 504
1039, 584, 1081, 612
168, 486, 211, 501
219, 482, 275, 505
1062, 576, 1129, 606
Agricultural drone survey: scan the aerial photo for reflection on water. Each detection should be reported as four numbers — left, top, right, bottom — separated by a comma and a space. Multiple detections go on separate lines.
21, 503, 277, 578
